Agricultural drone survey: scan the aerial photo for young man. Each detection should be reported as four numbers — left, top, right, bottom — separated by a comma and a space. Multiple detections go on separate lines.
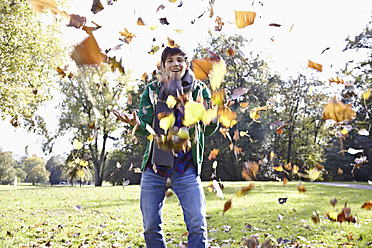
114, 46, 218, 247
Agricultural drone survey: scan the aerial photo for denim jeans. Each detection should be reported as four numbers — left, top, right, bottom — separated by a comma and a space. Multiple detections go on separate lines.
140, 166, 208, 247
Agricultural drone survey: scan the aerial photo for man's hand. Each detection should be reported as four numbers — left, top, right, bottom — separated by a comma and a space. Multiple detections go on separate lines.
112, 109, 140, 127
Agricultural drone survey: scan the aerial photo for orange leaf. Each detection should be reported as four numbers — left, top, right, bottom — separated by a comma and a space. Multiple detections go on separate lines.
283, 177, 288, 186
329, 77, 344, 85
276, 125, 284, 134
215, 16, 224, 31
338, 167, 344, 175
119, 28, 136, 44
361, 200, 372, 210
242, 161, 258, 181
167, 37, 178, 48
292, 165, 299, 174
223, 199, 232, 214
226, 47, 235, 56
181, 231, 189, 238
137, 17, 145, 26
10, 118, 19, 127
208, 149, 219, 160
297, 183, 306, 193
71, 35, 106, 66
218, 108, 237, 128
284, 162, 292, 171
234, 10, 256, 28
191, 58, 214, 80
237, 183, 254, 197
314, 163, 324, 171
127, 93, 132, 105
273, 165, 283, 171
323, 97, 356, 123
308, 60, 323, 72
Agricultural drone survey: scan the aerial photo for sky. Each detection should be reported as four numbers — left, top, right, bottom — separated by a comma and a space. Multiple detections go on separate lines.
1, 0, 371, 160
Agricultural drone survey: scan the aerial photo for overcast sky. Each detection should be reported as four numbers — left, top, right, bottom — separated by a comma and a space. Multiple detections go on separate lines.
1, 0, 371, 159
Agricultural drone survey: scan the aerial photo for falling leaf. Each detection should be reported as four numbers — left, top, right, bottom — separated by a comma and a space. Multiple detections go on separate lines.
231, 87, 249, 100
215, 16, 224, 31
107, 56, 125, 74
312, 212, 320, 223
314, 163, 324, 171
56, 66, 66, 78
338, 167, 343, 175
167, 37, 178, 48
71, 35, 106, 65
156, 4, 165, 12
284, 162, 292, 171
30, 0, 69, 17
119, 28, 136, 44
76, 169, 85, 178
282, 177, 288, 186
330, 198, 337, 207
203, 107, 218, 126
362, 88, 371, 100
308, 168, 322, 181
211, 90, 225, 106
159, 112, 175, 133
210, 59, 227, 90
308, 60, 323, 72
270, 151, 275, 161
166, 95, 177, 109
91, 0, 104, 14
297, 182, 306, 193
208, 149, 219, 160
347, 148, 364, 155
242, 161, 258, 181
329, 77, 344, 84
240, 102, 249, 112
269, 23, 281, 27
234, 10, 256, 28
225, 47, 235, 56
68, 14, 86, 29
223, 199, 232, 214
361, 200, 372, 210
276, 125, 284, 134
10, 118, 19, 127
73, 139, 83, 150
237, 183, 254, 197
321, 47, 330, 54
292, 165, 299, 174
88, 121, 95, 129
159, 17, 170, 25
323, 97, 356, 123
250, 110, 260, 120
358, 129, 369, 136
218, 108, 237, 128
192, 58, 214, 80
137, 17, 145, 26
273, 165, 283, 172
212, 161, 218, 169
183, 101, 206, 126
148, 45, 160, 55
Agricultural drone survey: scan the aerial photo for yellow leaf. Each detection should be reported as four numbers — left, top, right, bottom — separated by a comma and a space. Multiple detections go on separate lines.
79, 160, 88, 167
250, 111, 259, 120
76, 169, 85, 178
73, 139, 83, 150
292, 165, 299, 174
166, 95, 177, 109
209, 59, 227, 90
183, 102, 206, 126
270, 151, 275, 161
363, 88, 370, 100
203, 107, 218, 126
159, 113, 175, 133
212, 161, 218, 169
218, 108, 237, 128
308, 168, 322, 181
147, 134, 154, 141
240, 131, 248, 137
323, 97, 356, 123
234, 10, 256, 28
341, 128, 349, 136
177, 127, 189, 139
211, 90, 225, 106
119, 28, 136, 43
87, 136, 94, 144
273, 165, 283, 171
174, 29, 183, 34
327, 211, 338, 221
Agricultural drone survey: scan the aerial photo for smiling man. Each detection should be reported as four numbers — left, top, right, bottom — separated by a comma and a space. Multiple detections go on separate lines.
114, 46, 218, 247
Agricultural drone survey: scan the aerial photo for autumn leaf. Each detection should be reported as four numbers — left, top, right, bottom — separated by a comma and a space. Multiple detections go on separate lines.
208, 149, 219, 160
234, 10, 256, 28
363, 88, 371, 100
276, 125, 284, 134
326, 211, 338, 221
308, 168, 322, 181
329, 77, 344, 84
211, 90, 225, 106
361, 200, 372, 210
30, 0, 69, 18
148, 45, 160, 55
330, 198, 337, 207
225, 47, 235, 56
159, 112, 175, 133
250, 110, 260, 120
237, 183, 254, 197
183, 101, 206, 126
242, 161, 258, 181
240, 102, 249, 112
283, 177, 288, 186
91, 0, 104, 14
159, 17, 170, 25
338, 167, 344, 175
312, 212, 320, 223
210, 59, 227, 90
191, 58, 214, 80
231, 87, 249, 100
297, 182, 306, 193
119, 28, 136, 44
203, 107, 218, 126
269, 23, 281, 27
284, 162, 292, 171
292, 165, 299, 174
68, 14, 86, 29
273, 165, 283, 172
76, 169, 85, 178
215, 16, 224, 31
88, 121, 95, 129
166, 95, 177, 109
308, 60, 323, 72
270, 151, 275, 161
223, 199, 232, 214
71, 35, 106, 66
137, 17, 146, 26
323, 97, 356, 123
218, 108, 237, 128
167, 37, 178, 48
314, 163, 324, 170
10, 118, 19, 127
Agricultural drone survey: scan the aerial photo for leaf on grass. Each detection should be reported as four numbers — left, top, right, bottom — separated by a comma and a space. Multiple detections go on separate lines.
234, 10, 256, 28
223, 199, 232, 214
308, 60, 323, 72
326, 211, 338, 221
71, 35, 106, 65
323, 97, 356, 123
297, 182, 306, 193
208, 149, 219, 160
183, 101, 206, 126
361, 200, 372, 210
312, 212, 320, 223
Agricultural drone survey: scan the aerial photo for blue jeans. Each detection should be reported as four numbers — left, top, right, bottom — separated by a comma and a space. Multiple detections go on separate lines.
140, 166, 208, 247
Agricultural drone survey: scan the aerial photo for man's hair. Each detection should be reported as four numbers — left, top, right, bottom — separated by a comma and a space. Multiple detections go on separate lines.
161, 46, 188, 67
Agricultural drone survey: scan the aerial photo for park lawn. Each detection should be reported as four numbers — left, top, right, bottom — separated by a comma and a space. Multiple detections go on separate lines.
0, 182, 371, 248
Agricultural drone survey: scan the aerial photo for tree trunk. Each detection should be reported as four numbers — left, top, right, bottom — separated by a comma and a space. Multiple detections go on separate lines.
94, 161, 102, 186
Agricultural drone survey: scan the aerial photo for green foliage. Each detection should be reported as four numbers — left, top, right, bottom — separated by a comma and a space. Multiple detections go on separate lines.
0, 182, 371, 247
27, 164, 50, 185
48, 64, 132, 186
45, 155, 65, 185
0, 0, 67, 132
0, 149, 18, 184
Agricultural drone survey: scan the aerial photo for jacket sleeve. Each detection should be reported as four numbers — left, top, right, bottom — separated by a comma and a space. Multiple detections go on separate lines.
134, 84, 154, 136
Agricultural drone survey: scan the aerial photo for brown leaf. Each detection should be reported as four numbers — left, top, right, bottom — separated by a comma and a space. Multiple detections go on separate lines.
91, 0, 104, 14
297, 183, 306, 193
137, 17, 145, 26
225, 47, 235, 56
361, 200, 372, 210
314, 163, 324, 170
218, 107, 237, 128
338, 167, 344, 175
223, 199, 232, 214
312, 212, 320, 223
167, 37, 178, 48
242, 161, 258, 181
127, 93, 132, 105
282, 177, 288, 186
215, 16, 224, 31
71, 35, 106, 65
159, 17, 170, 25
156, 4, 165, 12
10, 118, 18, 127
284, 162, 292, 171
56, 67, 66, 78
269, 23, 281, 27
68, 14, 86, 29
237, 183, 254, 197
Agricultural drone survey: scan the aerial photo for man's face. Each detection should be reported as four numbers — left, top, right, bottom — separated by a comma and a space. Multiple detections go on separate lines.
164, 53, 188, 81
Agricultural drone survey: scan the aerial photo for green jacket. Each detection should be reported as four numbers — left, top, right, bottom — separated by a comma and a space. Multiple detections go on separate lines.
136, 81, 218, 175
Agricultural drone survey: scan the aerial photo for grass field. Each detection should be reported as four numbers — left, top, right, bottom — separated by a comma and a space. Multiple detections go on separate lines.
0, 181, 371, 247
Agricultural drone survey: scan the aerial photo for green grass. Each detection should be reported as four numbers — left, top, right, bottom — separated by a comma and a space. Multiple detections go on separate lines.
0, 182, 371, 247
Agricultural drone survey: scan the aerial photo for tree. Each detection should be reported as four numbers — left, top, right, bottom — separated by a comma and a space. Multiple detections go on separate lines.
27, 164, 50, 186
46, 155, 65, 185
0, 149, 18, 184
48, 64, 131, 186
21, 155, 47, 184
0, 0, 66, 133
